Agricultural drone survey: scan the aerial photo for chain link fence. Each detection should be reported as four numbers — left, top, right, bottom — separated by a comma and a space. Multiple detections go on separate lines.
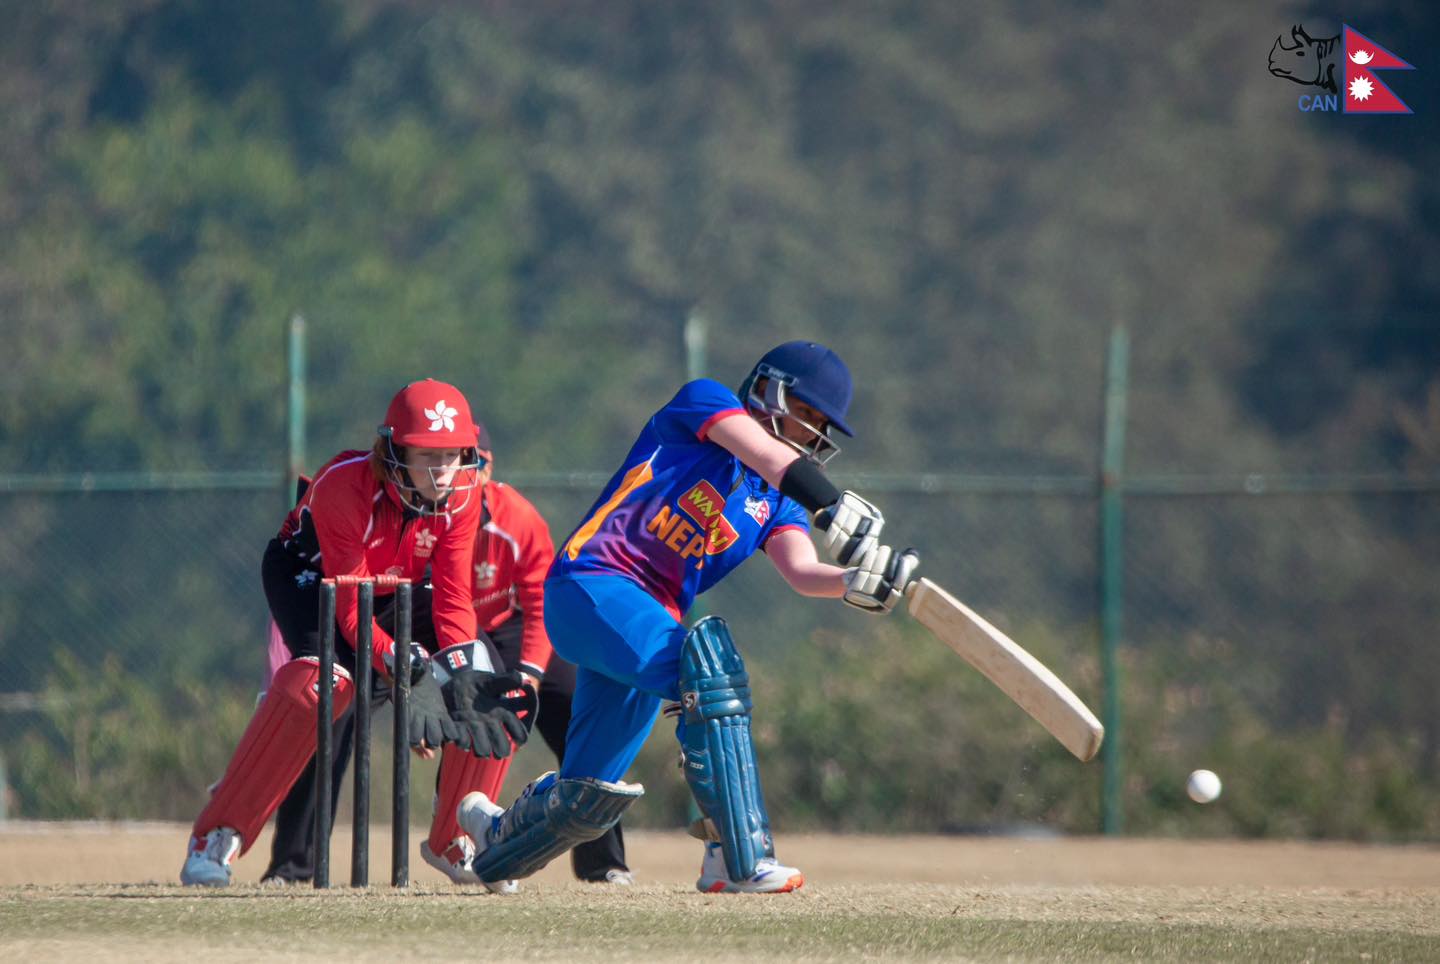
2, 471, 1436, 839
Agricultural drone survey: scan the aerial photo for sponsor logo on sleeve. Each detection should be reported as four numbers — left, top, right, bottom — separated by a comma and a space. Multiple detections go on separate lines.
743, 495, 771, 526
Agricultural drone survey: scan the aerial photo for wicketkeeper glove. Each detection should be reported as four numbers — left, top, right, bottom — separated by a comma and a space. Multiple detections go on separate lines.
406, 670, 466, 751
843, 545, 921, 614
383, 640, 430, 686
814, 491, 885, 566
430, 642, 530, 759
500, 679, 540, 735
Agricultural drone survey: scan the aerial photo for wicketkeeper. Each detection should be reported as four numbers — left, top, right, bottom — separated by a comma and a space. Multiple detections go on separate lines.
259, 425, 632, 887
181, 379, 530, 887
456, 341, 919, 893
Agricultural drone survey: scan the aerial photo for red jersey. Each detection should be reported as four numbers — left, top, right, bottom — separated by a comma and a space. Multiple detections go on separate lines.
278, 450, 482, 673
470, 481, 556, 680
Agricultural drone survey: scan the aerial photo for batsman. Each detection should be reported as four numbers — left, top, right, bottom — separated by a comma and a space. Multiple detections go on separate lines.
457, 341, 919, 893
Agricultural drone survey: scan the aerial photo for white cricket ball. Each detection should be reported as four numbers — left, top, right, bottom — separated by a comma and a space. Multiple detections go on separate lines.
1186, 769, 1222, 804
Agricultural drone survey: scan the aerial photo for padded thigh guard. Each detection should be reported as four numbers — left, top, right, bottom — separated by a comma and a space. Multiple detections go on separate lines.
470, 773, 643, 883
678, 616, 775, 881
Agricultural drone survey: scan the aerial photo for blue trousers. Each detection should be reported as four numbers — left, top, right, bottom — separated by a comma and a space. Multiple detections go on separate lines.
544, 573, 689, 783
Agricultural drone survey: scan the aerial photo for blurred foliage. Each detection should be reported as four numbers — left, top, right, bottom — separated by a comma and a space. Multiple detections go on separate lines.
1, 1, 1438, 838
11, 649, 255, 820
13, 623, 1438, 840
3, 1, 1436, 475
1107, 633, 1440, 841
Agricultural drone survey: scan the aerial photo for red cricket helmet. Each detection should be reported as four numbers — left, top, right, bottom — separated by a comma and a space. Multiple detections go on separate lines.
380, 379, 481, 448
378, 379, 485, 516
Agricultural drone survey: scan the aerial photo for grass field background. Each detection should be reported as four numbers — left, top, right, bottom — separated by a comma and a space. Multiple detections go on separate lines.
3, 822, 1438, 961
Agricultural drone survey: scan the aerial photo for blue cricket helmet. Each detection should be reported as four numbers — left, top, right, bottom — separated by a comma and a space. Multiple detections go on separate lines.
745, 340, 855, 437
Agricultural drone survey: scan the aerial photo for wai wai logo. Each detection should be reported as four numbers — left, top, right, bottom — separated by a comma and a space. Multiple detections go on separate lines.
1269, 24, 1415, 114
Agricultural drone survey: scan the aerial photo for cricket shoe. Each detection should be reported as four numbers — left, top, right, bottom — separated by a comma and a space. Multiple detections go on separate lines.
180, 827, 241, 887
421, 836, 519, 894
696, 842, 804, 894
454, 793, 524, 894
257, 874, 305, 888
456, 790, 503, 850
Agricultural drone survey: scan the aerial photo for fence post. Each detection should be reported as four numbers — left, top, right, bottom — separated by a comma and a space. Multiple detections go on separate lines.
1099, 326, 1129, 834
681, 311, 709, 832
684, 311, 707, 381
287, 314, 307, 506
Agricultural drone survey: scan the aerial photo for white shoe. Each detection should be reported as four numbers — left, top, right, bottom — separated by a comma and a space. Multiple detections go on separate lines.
421, 838, 481, 884
421, 836, 519, 893
696, 842, 804, 894
180, 828, 241, 887
455, 793, 523, 894
600, 868, 634, 885
456, 791, 503, 846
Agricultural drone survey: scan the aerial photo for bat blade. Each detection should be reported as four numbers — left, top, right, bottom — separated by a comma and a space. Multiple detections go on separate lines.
907, 578, 1104, 762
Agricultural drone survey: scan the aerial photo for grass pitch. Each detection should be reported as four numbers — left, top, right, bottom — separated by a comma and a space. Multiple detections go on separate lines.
2, 825, 1438, 961
4, 883, 1438, 962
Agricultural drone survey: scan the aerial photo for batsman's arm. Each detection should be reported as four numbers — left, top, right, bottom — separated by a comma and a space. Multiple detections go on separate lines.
706, 414, 883, 565
704, 412, 804, 489
763, 528, 847, 597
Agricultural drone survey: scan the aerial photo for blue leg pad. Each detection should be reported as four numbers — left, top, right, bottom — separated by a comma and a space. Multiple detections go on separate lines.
678, 615, 774, 882
470, 772, 643, 882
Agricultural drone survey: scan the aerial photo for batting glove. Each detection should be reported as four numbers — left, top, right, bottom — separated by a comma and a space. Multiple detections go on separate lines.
814, 491, 885, 566
843, 545, 921, 614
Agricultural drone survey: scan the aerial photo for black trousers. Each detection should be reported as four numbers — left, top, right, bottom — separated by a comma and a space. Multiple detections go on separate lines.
259, 541, 627, 882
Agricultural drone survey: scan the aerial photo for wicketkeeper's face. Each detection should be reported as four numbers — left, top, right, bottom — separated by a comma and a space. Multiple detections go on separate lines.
406, 447, 466, 502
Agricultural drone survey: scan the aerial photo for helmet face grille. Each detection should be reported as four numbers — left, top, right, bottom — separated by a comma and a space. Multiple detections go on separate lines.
745, 370, 841, 466
381, 433, 486, 516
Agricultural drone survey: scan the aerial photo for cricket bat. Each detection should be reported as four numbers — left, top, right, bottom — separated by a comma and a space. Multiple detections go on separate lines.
906, 577, 1104, 762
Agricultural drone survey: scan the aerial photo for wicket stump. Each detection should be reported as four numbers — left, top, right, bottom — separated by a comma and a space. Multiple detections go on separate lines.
316, 575, 413, 888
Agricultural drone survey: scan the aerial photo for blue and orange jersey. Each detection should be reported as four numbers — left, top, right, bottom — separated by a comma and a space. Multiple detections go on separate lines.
550, 379, 810, 616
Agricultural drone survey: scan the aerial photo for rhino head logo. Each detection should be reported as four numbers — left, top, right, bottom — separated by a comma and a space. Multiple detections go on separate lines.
1269, 25, 1340, 93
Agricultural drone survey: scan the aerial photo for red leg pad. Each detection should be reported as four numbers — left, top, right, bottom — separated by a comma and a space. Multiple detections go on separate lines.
193, 657, 353, 856
428, 745, 514, 853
